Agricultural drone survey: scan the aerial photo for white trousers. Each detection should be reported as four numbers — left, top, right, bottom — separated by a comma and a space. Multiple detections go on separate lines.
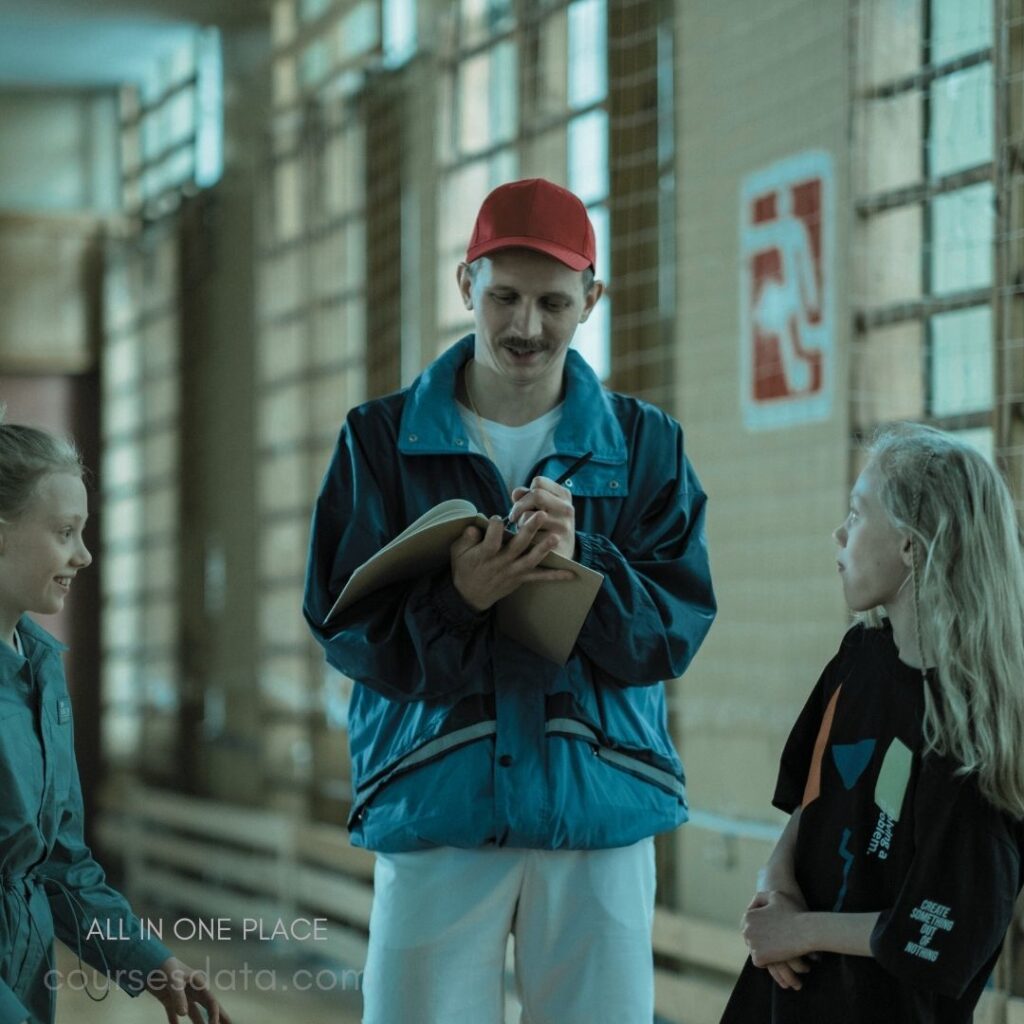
361, 840, 656, 1024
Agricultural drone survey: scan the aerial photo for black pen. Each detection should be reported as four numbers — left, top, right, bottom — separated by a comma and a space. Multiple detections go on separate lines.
554, 450, 594, 487
503, 451, 594, 529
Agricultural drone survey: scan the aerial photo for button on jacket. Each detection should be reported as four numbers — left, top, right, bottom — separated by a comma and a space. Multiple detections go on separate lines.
304, 335, 716, 852
0, 616, 171, 1024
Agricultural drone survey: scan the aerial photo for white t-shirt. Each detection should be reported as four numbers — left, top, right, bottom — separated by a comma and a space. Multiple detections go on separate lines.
456, 401, 563, 497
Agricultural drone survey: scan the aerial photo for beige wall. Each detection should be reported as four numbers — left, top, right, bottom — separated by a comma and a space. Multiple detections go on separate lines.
674, 0, 852, 925
0, 91, 117, 372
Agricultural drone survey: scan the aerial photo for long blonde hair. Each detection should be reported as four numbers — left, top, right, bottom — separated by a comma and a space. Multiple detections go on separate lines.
862, 423, 1024, 817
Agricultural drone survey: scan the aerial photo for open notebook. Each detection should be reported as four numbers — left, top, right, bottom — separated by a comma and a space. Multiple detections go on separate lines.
324, 499, 604, 665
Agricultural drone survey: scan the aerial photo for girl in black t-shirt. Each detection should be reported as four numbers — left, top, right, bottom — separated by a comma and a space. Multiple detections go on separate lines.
722, 423, 1024, 1024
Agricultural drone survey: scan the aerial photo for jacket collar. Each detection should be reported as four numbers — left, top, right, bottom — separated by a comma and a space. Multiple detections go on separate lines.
16, 615, 67, 655
398, 335, 627, 465
0, 615, 66, 676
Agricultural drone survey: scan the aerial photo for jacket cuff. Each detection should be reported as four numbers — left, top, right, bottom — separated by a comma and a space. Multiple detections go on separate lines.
429, 574, 489, 630
108, 937, 174, 996
575, 530, 601, 570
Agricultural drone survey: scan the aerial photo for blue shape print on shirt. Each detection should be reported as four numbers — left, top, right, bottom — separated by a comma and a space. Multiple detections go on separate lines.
831, 739, 876, 790
833, 827, 854, 912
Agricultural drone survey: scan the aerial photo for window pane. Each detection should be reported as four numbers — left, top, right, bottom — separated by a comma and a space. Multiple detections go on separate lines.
261, 521, 309, 579
383, 0, 417, 66
104, 446, 142, 489
856, 0, 923, 88
260, 382, 310, 446
490, 41, 518, 146
142, 115, 162, 161
300, 38, 330, 86
104, 496, 142, 546
105, 336, 140, 390
459, 43, 517, 153
167, 91, 194, 145
537, 8, 568, 119
260, 453, 308, 511
170, 38, 196, 81
930, 0, 992, 64
300, 0, 331, 22
461, 0, 514, 49
145, 486, 178, 536
166, 145, 193, 188
274, 56, 298, 106
460, 0, 488, 47
275, 158, 303, 241
930, 305, 992, 416
571, 204, 609, 380
103, 709, 142, 761
930, 62, 993, 178
105, 551, 141, 598
459, 51, 489, 152
856, 91, 922, 194
323, 122, 364, 217
568, 0, 607, 109
272, 1, 297, 46
567, 109, 608, 205
490, 148, 518, 187
338, 0, 380, 61
195, 28, 224, 188
261, 322, 305, 380
930, 182, 993, 295
437, 70, 455, 163
657, 19, 674, 167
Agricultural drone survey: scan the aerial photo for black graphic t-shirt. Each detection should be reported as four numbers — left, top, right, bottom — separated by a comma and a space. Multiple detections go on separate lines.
722, 624, 1024, 1024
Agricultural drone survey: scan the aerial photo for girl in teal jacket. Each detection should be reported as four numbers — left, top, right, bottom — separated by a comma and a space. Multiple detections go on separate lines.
0, 417, 229, 1024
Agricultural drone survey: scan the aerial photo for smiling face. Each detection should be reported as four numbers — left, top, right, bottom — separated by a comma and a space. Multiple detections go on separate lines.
0, 472, 92, 630
833, 462, 911, 613
457, 248, 602, 389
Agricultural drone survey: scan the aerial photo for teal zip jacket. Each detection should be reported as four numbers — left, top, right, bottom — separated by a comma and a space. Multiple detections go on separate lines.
0, 616, 171, 1024
304, 336, 716, 852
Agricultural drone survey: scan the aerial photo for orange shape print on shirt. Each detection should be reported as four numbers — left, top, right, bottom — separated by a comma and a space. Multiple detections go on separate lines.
801, 684, 842, 808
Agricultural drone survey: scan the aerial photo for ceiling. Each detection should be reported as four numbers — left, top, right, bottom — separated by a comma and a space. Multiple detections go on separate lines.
0, 0, 266, 89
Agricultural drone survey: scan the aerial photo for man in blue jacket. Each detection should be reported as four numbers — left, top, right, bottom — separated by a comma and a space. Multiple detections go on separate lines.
304, 178, 716, 1024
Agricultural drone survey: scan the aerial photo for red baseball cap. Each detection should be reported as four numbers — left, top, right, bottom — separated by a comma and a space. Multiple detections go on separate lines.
466, 178, 596, 272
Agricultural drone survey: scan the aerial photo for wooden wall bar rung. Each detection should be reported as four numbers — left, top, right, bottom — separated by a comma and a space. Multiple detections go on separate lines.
97, 784, 1024, 1024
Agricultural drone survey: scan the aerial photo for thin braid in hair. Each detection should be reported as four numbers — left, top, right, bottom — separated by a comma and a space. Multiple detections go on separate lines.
911, 449, 937, 684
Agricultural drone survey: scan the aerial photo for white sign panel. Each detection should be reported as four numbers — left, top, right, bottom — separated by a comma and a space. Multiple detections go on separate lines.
739, 151, 834, 431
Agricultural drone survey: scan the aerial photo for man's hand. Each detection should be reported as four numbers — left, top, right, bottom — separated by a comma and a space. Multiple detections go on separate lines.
742, 889, 812, 974
451, 514, 576, 612
145, 956, 231, 1024
508, 477, 576, 559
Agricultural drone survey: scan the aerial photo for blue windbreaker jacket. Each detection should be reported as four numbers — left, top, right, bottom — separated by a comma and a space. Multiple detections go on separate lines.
303, 336, 716, 851
0, 617, 171, 1024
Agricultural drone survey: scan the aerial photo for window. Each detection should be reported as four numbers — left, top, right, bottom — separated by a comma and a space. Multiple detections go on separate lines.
100, 229, 182, 778
252, 0, 380, 816
435, 0, 612, 379
851, 0, 995, 454
120, 29, 223, 218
